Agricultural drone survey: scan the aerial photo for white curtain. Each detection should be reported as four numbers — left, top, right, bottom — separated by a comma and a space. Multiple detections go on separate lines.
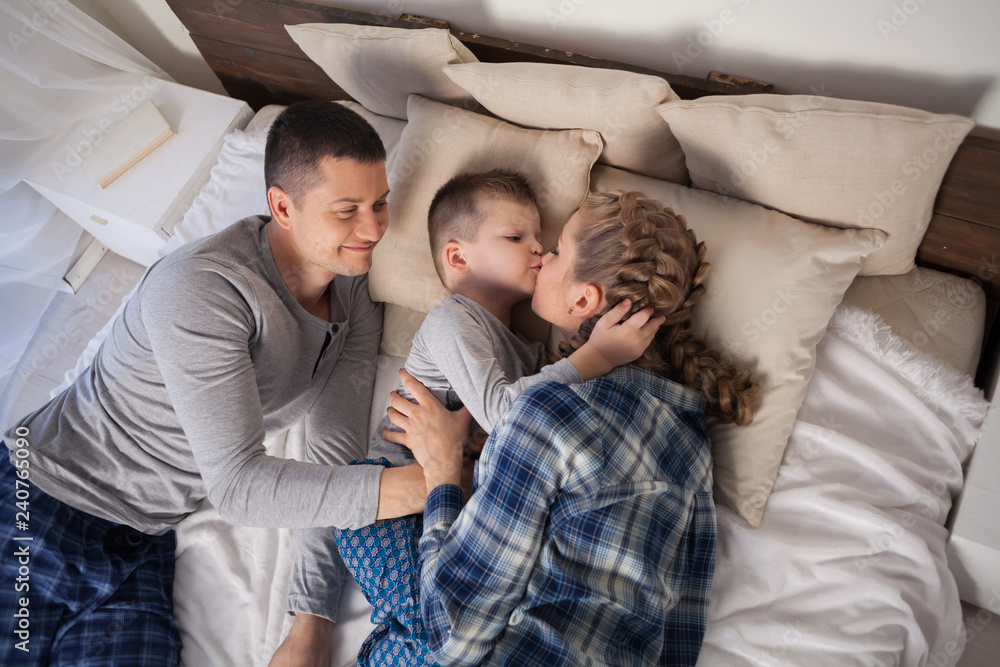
0, 0, 172, 430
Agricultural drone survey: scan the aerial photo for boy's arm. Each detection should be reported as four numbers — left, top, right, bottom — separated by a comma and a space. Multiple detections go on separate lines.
421, 299, 661, 432
566, 299, 665, 381
416, 304, 576, 432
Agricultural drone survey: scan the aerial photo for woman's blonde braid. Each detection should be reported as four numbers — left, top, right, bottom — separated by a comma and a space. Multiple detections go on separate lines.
557, 192, 758, 426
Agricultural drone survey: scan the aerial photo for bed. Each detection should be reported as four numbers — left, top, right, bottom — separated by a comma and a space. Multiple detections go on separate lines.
35, 0, 1000, 665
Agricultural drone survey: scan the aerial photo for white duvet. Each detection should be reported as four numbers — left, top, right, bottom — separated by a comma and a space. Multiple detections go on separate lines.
173, 304, 989, 667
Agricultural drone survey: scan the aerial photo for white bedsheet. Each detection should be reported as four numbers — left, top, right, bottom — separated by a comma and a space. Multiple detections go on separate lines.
172, 304, 988, 667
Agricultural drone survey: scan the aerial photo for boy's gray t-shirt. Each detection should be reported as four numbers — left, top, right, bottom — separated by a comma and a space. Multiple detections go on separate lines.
4, 215, 383, 534
368, 294, 581, 464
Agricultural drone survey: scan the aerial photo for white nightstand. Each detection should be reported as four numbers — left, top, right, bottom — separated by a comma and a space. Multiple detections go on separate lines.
947, 354, 1000, 611
25, 79, 253, 267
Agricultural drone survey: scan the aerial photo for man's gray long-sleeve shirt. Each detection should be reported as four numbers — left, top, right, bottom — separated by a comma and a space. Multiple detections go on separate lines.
5, 215, 383, 535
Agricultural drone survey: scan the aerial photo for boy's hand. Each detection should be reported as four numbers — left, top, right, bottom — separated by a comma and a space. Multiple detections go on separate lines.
382, 370, 471, 492
568, 299, 665, 380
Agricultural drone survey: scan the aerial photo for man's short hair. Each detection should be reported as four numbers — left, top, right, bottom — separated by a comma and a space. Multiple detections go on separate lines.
264, 101, 386, 204
427, 169, 538, 282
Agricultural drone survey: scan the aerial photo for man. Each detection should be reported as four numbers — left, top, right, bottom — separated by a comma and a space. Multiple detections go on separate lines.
1, 101, 425, 666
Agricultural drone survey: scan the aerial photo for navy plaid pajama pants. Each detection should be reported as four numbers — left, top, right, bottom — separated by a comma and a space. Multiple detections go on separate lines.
0, 448, 181, 666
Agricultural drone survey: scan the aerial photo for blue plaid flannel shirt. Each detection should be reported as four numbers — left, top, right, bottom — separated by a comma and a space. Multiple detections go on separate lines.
419, 365, 716, 666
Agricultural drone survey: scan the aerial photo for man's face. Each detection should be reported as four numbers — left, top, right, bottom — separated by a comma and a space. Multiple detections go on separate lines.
285, 156, 390, 277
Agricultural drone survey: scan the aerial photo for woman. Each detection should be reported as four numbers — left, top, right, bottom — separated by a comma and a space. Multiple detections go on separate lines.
381, 191, 759, 666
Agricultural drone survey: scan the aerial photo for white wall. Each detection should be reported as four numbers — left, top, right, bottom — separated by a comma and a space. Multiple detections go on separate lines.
82, 1, 999, 131
340, 0, 1000, 128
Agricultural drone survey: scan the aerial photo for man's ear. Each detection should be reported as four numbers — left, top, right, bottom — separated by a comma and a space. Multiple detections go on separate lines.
444, 241, 471, 275
268, 186, 294, 229
570, 282, 604, 320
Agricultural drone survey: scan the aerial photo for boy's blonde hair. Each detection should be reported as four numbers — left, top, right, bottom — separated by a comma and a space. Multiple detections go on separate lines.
427, 169, 538, 284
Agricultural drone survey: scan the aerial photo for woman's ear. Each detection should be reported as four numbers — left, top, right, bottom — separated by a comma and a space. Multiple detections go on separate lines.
444, 242, 470, 275
569, 282, 604, 320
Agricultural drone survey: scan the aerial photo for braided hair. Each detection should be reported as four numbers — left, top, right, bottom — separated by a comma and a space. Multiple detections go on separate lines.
557, 191, 758, 426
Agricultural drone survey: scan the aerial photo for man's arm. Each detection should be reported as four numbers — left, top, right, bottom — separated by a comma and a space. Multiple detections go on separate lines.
139, 261, 391, 528
286, 277, 424, 625
301, 275, 425, 519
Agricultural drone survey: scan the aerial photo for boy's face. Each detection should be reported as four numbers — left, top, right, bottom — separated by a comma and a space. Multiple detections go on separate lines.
458, 198, 544, 300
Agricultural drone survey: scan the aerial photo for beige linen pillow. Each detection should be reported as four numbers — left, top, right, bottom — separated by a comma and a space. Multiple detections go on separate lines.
285, 23, 478, 120
370, 94, 603, 316
590, 164, 886, 526
656, 94, 973, 276
444, 62, 687, 184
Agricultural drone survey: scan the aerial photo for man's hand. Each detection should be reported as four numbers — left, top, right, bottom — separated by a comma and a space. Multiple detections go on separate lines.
382, 370, 471, 493
569, 299, 665, 380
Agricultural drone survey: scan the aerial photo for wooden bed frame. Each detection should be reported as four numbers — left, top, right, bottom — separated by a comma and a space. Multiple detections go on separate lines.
166, 0, 1000, 387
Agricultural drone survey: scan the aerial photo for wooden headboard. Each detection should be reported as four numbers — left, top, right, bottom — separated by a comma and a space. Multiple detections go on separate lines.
165, 0, 1000, 385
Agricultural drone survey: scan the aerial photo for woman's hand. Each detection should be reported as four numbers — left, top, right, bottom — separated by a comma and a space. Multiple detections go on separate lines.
382, 370, 472, 493
568, 299, 666, 380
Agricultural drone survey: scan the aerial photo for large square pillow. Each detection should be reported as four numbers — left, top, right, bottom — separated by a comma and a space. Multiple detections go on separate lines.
590, 164, 885, 525
286, 23, 478, 120
656, 94, 973, 276
369, 94, 604, 315
443, 62, 687, 183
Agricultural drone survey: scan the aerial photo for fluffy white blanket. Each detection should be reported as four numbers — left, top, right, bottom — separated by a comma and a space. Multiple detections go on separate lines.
172, 304, 989, 667
698, 304, 988, 667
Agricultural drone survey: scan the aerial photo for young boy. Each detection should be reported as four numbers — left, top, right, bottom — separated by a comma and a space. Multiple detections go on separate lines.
334, 169, 658, 666
368, 169, 645, 466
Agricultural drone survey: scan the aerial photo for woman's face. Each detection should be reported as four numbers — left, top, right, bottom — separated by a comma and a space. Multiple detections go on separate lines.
531, 210, 587, 336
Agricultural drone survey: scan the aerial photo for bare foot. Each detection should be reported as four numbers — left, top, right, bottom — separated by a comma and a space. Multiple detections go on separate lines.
268, 613, 333, 667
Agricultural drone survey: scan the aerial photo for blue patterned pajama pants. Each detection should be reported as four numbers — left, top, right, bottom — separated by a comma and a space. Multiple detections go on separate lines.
335, 459, 437, 667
